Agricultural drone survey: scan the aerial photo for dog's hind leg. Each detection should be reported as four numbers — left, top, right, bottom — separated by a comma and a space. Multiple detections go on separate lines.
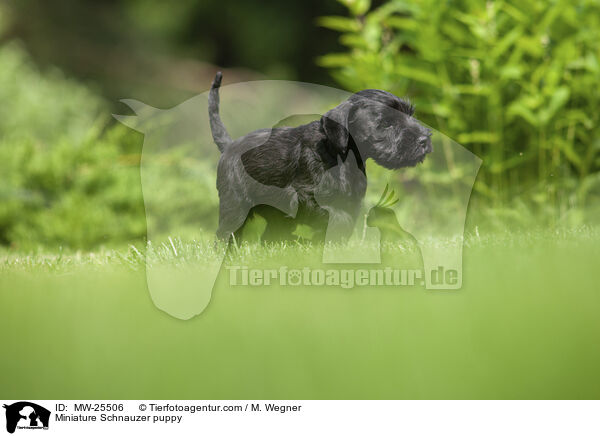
216, 200, 250, 241
323, 209, 357, 242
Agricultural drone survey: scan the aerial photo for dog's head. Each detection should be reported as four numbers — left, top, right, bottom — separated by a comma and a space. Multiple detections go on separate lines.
321, 89, 432, 168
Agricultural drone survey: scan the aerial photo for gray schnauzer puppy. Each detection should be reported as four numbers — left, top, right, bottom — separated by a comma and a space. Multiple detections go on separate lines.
208, 72, 432, 242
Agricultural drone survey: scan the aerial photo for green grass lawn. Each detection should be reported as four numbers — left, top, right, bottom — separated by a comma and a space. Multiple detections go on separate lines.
1, 228, 599, 399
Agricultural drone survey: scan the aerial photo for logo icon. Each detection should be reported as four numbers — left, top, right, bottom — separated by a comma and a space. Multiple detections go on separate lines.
3, 402, 50, 434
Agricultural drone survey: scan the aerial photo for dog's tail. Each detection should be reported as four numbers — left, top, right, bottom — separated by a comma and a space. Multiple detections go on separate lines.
208, 71, 232, 153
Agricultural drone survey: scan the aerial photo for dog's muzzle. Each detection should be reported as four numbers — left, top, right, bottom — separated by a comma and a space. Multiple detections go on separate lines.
418, 136, 433, 154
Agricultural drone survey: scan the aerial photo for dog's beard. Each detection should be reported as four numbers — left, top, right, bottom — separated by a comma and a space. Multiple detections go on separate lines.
405, 148, 429, 167
361, 125, 431, 169
368, 140, 429, 169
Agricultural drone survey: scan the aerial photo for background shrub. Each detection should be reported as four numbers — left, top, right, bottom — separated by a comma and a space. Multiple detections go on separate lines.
318, 0, 600, 226
0, 43, 146, 249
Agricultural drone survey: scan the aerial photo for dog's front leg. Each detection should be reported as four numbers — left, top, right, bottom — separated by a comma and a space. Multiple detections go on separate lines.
322, 209, 356, 242
216, 199, 250, 241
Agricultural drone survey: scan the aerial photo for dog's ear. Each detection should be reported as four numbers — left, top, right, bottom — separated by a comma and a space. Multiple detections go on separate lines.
321, 100, 353, 155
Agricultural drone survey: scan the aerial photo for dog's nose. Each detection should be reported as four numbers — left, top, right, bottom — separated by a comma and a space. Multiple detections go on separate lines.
418, 136, 432, 153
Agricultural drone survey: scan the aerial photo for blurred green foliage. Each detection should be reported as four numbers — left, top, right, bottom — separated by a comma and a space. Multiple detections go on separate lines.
318, 0, 600, 225
0, 43, 225, 250
0, 43, 146, 249
2, 0, 344, 104
2, 0, 600, 250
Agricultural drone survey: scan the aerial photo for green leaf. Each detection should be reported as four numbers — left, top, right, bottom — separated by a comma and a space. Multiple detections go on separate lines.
453, 84, 491, 95
456, 132, 499, 144
337, 0, 371, 16
499, 65, 523, 81
578, 173, 600, 201
367, 0, 415, 22
316, 53, 353, 68
490, 27, 523, 59
559, 140, 583, 169
498, 2, 528, 23
507, 102, 540, 126
393, 64, 440, 87
362, 20, 382, 50
384, 16, 418, 31
559, 110, 593, 129
316, 16, 361, 32
539, 86, 570, 125
584, 53, 599, 73
431, 103, 452, 118
339, 33, 369, 48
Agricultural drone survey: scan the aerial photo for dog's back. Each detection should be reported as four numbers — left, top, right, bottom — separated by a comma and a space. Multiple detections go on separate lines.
209, 72, 430, 242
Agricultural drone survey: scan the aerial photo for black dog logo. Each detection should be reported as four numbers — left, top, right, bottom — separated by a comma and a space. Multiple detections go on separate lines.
3, 402, 50, 434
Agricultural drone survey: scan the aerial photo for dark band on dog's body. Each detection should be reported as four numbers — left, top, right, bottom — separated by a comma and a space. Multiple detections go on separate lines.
208, 72, 433, 242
